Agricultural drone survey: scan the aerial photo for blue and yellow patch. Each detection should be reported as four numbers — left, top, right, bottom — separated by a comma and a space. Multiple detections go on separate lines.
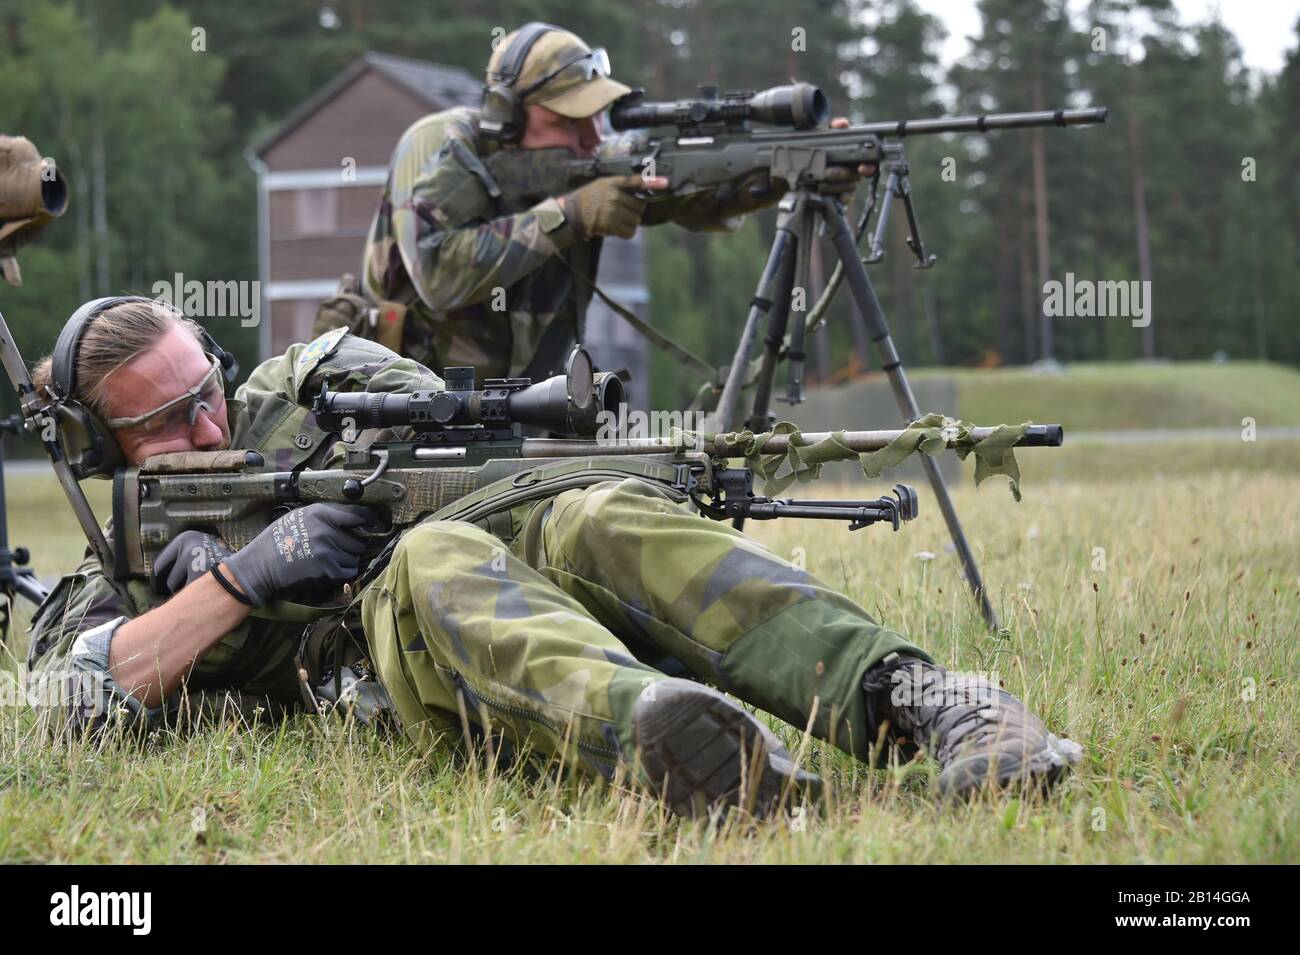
296, 326, 349, 374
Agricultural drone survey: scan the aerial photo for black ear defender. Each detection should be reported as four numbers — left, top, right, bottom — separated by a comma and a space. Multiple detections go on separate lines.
47, 295, 239, 479
479, 21, 557, 143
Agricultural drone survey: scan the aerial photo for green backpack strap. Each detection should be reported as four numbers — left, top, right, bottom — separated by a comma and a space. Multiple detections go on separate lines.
427, 453, 706, 525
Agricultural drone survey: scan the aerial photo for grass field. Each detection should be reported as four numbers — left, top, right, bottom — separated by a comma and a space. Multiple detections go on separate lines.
912, 360, 1300, 432
0, 437, 1296, 863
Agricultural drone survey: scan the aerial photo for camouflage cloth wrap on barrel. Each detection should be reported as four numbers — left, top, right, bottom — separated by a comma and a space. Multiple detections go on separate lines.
334, 106, 764, 382
673, 414, 1030, 500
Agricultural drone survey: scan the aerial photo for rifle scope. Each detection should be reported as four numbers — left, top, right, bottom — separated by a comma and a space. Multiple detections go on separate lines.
610, 83, 829, 131
314, 348, 624, 439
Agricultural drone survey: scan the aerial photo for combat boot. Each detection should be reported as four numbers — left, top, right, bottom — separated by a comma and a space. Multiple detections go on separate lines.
629, 678, 821, 819
862, 654, 1083, 799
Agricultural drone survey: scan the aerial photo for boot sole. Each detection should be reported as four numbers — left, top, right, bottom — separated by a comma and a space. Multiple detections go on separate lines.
939, 740, 1080, 800
631, 681, 819, 819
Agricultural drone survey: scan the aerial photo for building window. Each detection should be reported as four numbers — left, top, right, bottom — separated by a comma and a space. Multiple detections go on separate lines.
295, 188, 338, 235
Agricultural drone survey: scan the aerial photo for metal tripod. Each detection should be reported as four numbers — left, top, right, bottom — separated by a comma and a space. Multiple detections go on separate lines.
706, 151, 1002, 629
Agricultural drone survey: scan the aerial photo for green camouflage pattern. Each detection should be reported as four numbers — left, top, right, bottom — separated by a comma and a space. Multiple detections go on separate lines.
356, 107, 754, 382
362, 475, 926, 778
358, 107, 591, 381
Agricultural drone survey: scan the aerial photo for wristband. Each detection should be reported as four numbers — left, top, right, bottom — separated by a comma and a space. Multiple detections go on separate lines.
210, 564, 253, 606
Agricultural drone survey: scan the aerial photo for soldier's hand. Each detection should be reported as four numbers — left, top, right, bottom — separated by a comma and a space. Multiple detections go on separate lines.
562, 174, 659, 240
714, 169, 788, 216
829, 116, 877, 182
152, 529, 232, 597
222, 503, 378, 608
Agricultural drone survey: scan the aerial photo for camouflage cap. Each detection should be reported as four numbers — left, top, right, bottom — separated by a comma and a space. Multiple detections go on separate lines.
487, 27, 631, 119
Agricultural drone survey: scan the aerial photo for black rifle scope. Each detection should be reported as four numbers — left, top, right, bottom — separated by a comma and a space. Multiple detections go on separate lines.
610, 83, 829, 131
313, 348, 624, 439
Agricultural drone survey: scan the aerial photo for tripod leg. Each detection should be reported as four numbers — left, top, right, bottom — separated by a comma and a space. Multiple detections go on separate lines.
820, 199, 1001, 630
784, 200, 816, 405
707, 196, 801, 433
746, 215, 801, 432
733, 211, 805, 533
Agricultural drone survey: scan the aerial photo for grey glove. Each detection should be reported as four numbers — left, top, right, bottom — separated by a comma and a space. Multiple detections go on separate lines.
223, 503, 377, 608
152, 529, 233, 597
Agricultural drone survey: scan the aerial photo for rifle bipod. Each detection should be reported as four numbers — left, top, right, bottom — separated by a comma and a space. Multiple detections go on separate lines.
694, 469, 918, 531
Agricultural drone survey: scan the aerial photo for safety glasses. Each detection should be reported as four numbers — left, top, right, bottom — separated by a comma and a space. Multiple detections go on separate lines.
105, 354, 225, 435
520, 48, 612, 100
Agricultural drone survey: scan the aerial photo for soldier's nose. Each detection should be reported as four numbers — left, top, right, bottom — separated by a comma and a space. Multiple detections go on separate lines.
191, 410, 225, 450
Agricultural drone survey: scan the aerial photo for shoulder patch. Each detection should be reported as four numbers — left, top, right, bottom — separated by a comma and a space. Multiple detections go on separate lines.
296, 327, 349, 375
290, 326, 351, 397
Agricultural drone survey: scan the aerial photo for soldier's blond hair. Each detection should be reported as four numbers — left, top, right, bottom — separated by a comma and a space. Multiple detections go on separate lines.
30, 300, 208, 416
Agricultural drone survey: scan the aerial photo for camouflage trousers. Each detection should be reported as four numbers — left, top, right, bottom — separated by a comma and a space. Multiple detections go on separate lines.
361, 478, 927, 781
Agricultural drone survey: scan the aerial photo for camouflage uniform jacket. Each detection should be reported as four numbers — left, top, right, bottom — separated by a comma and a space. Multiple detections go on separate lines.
25, 329, 443, 732
361, 106, 593, 383
360, 107, 748, 383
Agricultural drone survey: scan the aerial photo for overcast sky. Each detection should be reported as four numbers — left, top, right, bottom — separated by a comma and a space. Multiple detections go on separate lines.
913, 0, 1298, 75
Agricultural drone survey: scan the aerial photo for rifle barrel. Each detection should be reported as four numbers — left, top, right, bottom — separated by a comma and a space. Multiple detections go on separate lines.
856, 107, 1108, 138
521, 424, 1063, 458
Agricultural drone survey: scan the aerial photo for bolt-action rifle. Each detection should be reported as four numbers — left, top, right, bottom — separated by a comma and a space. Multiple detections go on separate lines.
565, 83, 1106, 202
0, 312, 1061, 620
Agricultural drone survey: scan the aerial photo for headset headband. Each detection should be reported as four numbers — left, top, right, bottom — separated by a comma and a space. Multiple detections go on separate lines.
490, 21, 558, 88
51, 295, 237, 404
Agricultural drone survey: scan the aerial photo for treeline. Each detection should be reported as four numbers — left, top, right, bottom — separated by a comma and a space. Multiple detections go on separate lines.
1, 0, 1296, 410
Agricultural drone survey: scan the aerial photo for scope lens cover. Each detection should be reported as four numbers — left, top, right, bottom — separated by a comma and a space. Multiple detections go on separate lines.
565, 346, 595, 411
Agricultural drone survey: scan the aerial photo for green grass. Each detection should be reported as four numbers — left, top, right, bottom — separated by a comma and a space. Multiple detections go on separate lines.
1, 440, 1296, 863
906, 361, 1300, 432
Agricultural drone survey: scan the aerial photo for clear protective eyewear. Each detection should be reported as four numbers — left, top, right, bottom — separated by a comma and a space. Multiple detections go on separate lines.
105, 353, 225, 435
519, 47, 612, 100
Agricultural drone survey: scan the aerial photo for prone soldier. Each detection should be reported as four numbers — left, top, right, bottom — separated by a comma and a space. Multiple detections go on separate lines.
26, 297, 1083, 816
